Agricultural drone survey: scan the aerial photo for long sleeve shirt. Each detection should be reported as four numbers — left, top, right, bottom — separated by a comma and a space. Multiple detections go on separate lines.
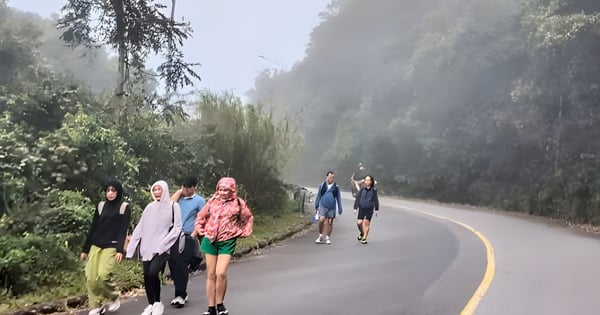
82, 202, 131, 254
353, 186, 379, 211
195, 196, 253, 242
126, 201, 182, 261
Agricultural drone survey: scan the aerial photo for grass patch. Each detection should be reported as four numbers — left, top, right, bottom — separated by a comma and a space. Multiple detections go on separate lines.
236, 206, 312, 253
0, 203, 310, 315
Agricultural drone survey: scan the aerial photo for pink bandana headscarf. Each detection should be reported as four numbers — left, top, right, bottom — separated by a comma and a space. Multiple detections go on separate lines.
215, 177, 237, 201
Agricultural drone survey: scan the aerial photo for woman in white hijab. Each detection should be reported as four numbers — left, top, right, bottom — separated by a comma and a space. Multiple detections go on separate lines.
126, 180, 182, 315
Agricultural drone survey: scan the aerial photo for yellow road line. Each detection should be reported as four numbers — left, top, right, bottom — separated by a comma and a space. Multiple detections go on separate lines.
400, 206, 495, 315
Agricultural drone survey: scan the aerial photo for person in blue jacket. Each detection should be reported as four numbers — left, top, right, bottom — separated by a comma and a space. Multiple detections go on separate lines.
353, 175, 379, 244
314, 171, 343, 244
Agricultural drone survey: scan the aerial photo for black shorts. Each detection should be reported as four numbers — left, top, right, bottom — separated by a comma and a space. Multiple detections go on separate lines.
357, 208, 374, 220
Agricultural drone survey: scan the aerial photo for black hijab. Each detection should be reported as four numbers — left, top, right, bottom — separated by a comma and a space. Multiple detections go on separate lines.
103, 179, 124, 212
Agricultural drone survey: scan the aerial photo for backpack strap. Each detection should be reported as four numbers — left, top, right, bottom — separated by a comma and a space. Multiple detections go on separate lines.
98, 201, 128, 215
171, 202, 175, 227
97, 201, 106, 215
119, 202, 128, 215
319, 182, 327, 197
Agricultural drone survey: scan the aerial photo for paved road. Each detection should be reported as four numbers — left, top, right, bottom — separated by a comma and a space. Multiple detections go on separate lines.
87, 193, 486, 315
79, 192, 600, 315
392, 198, 600, 315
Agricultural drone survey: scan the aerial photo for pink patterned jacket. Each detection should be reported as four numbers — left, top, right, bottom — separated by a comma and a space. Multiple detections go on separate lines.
194, 196, 253, 242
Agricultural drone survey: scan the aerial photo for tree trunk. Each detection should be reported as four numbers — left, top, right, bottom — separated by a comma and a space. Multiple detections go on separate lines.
111, 0, 128, 97
554, 93, 562, 172
171, 0, 176, 21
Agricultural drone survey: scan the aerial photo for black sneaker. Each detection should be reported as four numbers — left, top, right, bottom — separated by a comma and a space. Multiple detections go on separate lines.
360, 238, 368, 244
357, 233, 363, 241
217, 304, 229, 315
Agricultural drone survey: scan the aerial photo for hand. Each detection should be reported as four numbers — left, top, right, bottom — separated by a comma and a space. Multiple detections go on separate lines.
353, 209, 357, 214
80, 253, 87, 261
375, 211, 379, 217
338, 210, 342, 215
115, 253, 123, 264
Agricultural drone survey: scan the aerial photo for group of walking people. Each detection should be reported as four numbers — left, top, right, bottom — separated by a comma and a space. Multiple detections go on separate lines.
313, 167, 380, 245
81, 177, 253, 315
81, 166, 374, 315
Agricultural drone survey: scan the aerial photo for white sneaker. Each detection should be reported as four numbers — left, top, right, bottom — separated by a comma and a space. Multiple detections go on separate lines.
88, 307, 104, 315
170, 296, 187, 308
325, 238, 331, 245
152, 302, 165, 315
107, 298, 120, 312
315, 235, 323, 243
141, 304, 153, 315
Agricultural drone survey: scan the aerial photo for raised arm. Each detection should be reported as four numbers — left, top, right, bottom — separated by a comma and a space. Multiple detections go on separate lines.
171, 186, 183, 202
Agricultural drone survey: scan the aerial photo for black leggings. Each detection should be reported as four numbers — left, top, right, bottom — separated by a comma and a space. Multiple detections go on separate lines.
143, 253, 169, 304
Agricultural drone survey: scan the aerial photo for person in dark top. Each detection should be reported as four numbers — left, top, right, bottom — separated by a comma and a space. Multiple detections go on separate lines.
168, 177, 206, 308
352, 175, 379, 244
80, 179, 131, 315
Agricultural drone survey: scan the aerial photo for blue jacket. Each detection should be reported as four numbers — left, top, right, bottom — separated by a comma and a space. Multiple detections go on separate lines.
315, 181, 343, 214
353, 186, 379, 211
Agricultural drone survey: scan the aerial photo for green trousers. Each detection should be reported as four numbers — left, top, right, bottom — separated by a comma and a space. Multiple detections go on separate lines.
85, 245, 118, 307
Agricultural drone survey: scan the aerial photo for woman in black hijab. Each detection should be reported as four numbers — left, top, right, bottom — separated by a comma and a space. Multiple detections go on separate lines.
81, 179, 131, 315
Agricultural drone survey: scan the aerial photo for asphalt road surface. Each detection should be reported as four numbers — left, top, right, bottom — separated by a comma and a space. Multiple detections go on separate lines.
78, 192, 600, 315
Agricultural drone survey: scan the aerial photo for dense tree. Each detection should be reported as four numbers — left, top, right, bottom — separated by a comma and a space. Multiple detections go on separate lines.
251, 0, 600, 223
0, 3, 300, 304
57, 0, 200, 96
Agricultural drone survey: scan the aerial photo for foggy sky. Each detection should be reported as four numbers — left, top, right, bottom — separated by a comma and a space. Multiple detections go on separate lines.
248, 0, 521, 184
7, 0, 327, 100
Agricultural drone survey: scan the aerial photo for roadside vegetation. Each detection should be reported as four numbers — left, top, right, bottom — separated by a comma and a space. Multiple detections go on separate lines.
252, 0, 600, 225
0, 1, 306, 313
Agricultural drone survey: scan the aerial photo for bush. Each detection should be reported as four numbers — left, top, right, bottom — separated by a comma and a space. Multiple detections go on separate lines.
0, 235, 79, 296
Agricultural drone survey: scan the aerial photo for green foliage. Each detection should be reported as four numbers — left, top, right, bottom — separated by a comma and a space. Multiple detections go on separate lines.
35, 110, 140, 195
250, 0, 600, 224
33, 190, 92, 252
112, 260, 144, 292
187, 92, 301, 212
0, 2, 302, 310
58, 0, 200, 94
0, 234, 79, 296
0, 113, 40, 214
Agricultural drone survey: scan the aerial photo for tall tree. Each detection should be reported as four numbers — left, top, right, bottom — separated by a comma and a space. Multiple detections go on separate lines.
57, 0, 200, 96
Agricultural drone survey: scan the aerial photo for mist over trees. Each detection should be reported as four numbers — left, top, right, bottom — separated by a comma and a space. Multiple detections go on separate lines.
250, 0, 600, 223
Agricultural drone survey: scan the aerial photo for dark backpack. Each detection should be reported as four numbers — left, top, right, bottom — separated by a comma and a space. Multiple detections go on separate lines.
319, 182, 338, 199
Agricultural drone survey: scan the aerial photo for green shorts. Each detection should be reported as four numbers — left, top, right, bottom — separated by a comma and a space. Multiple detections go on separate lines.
201, 237, 237, 256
